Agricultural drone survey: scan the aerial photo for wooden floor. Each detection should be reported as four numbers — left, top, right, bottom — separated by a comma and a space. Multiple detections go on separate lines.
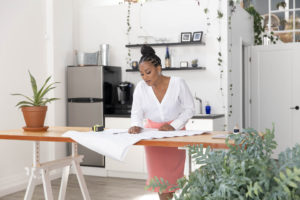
0, 175, 159, 200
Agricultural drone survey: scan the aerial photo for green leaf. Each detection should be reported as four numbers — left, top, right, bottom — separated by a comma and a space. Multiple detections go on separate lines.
16, 101, 35, 107
28, 71, 38, 98
12, 71, 59, 107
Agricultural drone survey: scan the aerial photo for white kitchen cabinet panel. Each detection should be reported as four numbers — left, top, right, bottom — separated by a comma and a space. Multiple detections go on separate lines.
186, 117, 224, 131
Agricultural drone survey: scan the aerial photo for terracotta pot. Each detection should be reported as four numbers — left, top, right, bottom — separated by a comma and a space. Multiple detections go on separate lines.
21, 106, 47, 128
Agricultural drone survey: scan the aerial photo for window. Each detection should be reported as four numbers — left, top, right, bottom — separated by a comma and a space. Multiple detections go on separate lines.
267, 0, 300, 42
243, 0, 300, 43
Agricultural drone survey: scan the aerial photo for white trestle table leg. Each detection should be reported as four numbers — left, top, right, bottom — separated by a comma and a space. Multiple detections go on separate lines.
41, 169, 54, 200
24, 168, 38, 200
24, 141, 40, 200
58, 165, 70, 200
23, 141, 90, 200
72, 143, 91, 200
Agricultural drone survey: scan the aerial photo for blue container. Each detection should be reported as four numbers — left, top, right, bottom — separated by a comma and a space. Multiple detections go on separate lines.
205, 105, 211, 114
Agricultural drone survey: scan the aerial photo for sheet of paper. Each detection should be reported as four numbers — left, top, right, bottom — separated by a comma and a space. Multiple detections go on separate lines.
63, 128, 205, 161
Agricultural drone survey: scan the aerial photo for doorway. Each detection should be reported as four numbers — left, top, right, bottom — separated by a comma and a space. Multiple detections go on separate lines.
241, 42, 252, 129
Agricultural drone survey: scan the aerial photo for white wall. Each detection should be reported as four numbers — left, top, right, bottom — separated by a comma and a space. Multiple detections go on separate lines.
0, 0, 48, 196
228, 6, 253, 130
50, 0, 73, 160
0, 0, 73, 196
74, 0, 228, 116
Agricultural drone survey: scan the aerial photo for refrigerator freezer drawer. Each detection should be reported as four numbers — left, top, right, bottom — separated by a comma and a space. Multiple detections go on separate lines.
67, 66, 103, 99
67, 102, 103, 127
67, 102, 105, 167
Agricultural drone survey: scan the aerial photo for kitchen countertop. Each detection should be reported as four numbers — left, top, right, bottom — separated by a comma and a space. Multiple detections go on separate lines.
105, 114, 225, 119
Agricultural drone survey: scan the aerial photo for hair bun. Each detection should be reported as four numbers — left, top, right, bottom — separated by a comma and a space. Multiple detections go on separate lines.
141, 45, 155, 56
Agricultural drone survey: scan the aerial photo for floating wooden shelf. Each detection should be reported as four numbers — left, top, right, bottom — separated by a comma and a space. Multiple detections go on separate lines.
126, 67, 206, 72
125, 41, 205, 48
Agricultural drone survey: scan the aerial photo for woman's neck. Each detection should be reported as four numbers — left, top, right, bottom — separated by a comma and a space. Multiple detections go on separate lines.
152, 75, 168, 89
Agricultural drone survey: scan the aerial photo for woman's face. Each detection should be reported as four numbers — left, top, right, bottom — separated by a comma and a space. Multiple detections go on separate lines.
139, 61, 161, 86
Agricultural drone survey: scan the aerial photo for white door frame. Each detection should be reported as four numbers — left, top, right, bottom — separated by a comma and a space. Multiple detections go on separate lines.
239, 38, 252, 129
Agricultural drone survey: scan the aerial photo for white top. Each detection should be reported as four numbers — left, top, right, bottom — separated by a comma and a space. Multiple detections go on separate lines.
131, 77, 195, 130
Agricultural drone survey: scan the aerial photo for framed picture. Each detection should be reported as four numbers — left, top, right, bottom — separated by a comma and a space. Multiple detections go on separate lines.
192, 31, 203, 42
180, 61, 188, 68
181, 32, 192, 42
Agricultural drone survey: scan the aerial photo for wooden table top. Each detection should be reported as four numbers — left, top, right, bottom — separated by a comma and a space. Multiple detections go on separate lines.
0, 127, 232, 149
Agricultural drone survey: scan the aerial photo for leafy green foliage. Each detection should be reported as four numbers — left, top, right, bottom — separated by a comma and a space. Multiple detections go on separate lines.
245, 6, 278, 45
12, 71, 59, 108
147, 126, 300, 200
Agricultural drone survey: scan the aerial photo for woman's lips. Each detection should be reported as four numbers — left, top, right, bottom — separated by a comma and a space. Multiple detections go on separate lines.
145, 80, 151, 84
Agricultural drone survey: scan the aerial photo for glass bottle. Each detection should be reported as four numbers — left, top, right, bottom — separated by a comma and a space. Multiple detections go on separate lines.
165, 46, 171, 68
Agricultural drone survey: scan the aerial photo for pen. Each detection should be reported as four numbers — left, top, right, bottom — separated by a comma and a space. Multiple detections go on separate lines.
112, 131, 128, 135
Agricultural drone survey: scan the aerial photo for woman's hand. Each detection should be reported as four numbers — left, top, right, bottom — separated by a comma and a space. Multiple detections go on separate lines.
128, 126, 142, 134
159, 123, 175, 131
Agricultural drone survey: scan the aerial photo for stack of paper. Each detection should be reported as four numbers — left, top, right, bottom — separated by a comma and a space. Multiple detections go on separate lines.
63, 128, 205, 161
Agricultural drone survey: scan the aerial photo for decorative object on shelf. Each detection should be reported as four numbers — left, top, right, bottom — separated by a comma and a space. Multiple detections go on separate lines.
99, 44, 109, 66
11, 71, 59, 131
125, 41, 205, 47
191, 59, 198, 68
77, 51, 99, 66
276, 1, 286, 10
181, 32, 192, 42
192, 31, 203, 42
131, 61, 138, 70
205, 101, 211, 114
180, 61, 188, 68
165, 46, 171, 68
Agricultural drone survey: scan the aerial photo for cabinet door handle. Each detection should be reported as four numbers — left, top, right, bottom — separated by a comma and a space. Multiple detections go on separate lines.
290, 106, 299, 110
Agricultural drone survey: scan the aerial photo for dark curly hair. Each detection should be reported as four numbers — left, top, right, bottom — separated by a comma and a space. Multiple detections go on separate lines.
139, 45, 161, 67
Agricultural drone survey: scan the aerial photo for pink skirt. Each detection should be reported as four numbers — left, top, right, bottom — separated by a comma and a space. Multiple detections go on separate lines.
144, 119, 186, 193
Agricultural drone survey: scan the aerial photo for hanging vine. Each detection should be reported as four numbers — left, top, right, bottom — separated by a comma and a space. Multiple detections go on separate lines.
126, 2, 132, 66
245, 6, 278, 45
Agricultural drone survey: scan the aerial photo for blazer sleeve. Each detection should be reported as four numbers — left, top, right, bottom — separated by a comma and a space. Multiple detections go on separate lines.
170, 78, 195, 130
130, 82, 144, 127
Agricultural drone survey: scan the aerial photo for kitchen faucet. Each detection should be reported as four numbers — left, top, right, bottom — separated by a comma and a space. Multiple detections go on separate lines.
194, 94, 203, 114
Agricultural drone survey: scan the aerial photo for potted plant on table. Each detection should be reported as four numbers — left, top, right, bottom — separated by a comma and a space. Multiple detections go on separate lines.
277, 1, 287, 10
12, 71, 59, 131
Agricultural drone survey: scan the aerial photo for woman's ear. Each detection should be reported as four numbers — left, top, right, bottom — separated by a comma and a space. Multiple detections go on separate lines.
157, 65, 162, 75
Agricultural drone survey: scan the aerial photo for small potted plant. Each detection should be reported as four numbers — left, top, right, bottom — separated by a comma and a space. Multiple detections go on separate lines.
191, 59, 198, 68
12, 71, 59, 131
276, 1, 286, 10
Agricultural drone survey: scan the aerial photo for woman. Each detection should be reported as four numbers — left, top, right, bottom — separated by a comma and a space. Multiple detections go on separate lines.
128, 45, 195, 200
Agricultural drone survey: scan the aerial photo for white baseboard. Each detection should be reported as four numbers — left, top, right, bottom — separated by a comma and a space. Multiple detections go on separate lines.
72, 166, 108, 177
0, 172, 29, 198
0, 169, 62, 198
107, 170, 147, 180
71, 166, 147, 180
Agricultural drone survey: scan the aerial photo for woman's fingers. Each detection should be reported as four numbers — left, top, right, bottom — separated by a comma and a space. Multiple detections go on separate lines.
128, 126, 141, 134
159, 124, 175, 131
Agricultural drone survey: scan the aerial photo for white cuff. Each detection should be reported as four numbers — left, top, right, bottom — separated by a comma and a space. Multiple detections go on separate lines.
170, 119, 184, 130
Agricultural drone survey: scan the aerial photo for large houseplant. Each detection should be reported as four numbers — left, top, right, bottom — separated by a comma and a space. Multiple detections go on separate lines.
148, 126, 300, 200
12, 71, 59, 131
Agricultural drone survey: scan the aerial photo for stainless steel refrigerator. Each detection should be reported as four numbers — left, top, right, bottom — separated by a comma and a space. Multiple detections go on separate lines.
67, 66, 121, 167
